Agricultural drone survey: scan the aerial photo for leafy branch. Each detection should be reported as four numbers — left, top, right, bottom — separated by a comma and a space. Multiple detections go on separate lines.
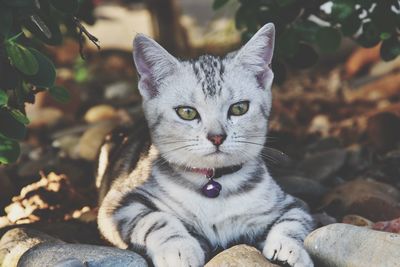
0, 0, 97, 164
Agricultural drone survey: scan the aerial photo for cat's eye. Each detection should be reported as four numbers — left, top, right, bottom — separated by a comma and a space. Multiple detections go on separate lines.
229, 101, 249, 116
175, 106, 199, 120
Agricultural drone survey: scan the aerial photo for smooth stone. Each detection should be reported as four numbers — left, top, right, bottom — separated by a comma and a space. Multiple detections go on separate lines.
0, 227, 63, 267
321, 178, 400, 221
275, 175, 327, 201
26, 107, 64, 129
78, 121, 118, 161
54, 258, 85, 267
18, 243, 148, 267
205, 245, 279, 267
84, 105, 118, 124
305, 223, 400, 267
297, 148, 347, 182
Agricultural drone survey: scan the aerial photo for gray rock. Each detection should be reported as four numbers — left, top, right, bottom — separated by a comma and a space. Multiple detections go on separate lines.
54, 258, 85, 267
18, 243, 148, 267
275, 175, 327, 200
0, 227, 63, 267
305, 223, 400, 267
205, 245, 279, 267
297, 148, 347, 182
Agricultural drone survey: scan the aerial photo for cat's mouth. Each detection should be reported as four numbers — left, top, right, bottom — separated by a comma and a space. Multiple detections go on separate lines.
205, 149, 227, 156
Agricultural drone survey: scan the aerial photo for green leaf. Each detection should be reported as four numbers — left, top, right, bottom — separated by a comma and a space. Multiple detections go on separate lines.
316, 27, 342, 52
332, 0, 354, 22
341, 12, 361, 36
2, 0, 34, 7
213, 0, 230, 10
49, 86, 70, 103
0, 108, 26, 140
0, 6, 13, 38
10, 109, 29, 125
0, 134, 20, 164
5, 42, 39, 75
23, 48, 56, 88
50, 0, 79, 14
23, 13, 63, 45
278, 28, 299, 58
357, 22, 380, 48
0, 91, 8, 106
380, 37, 400, 61
287, 43, 318, 69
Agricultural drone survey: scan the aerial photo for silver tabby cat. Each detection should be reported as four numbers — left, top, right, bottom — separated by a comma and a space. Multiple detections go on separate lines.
97, 23, 314, 267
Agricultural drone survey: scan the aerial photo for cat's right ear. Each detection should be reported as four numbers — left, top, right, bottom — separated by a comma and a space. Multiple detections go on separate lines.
133, 34, 179, 99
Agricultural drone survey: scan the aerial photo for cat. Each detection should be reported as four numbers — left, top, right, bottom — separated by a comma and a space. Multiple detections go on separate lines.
97, 23, 314, 267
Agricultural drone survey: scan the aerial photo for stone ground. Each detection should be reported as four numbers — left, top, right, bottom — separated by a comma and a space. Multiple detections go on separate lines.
1, 2, 400, 267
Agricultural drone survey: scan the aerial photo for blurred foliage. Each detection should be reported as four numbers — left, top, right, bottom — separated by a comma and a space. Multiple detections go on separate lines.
215, 0, 400, 80
0, 0, 96, 164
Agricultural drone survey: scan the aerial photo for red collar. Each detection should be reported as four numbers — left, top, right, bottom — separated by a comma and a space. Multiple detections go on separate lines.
188, 165, 242, 178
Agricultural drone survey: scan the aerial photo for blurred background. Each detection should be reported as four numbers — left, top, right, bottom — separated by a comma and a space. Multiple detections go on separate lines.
1, 0, 400, 264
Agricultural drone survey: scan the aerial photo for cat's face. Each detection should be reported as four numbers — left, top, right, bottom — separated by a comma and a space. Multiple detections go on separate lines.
133, 24, 275, 169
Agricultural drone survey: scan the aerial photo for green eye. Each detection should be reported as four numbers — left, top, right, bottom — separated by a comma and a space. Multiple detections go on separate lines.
229, 101, 249, 116
175, 106, 199, 120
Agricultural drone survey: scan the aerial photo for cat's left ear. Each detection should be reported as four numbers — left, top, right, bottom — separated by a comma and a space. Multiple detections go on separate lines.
133, 34, 180, 99
234, 23, 275, 89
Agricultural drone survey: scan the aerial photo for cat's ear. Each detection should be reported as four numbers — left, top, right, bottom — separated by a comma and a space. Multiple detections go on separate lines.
234, 23, 275, 88
133, 34, 179, 99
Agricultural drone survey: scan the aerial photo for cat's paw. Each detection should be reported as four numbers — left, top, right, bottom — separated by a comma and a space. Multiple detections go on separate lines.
263, 235, 313, 267
151, 237, 204, 267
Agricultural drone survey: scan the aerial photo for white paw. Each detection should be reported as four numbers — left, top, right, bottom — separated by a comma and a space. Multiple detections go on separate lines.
263, 235, 313, 267
151, 237, 204, 267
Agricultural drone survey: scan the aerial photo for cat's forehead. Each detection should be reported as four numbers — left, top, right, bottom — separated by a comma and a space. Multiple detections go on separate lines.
190, 55, 226, 98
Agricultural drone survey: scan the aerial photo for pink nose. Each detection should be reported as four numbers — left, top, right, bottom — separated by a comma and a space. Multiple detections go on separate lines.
207, 134, 227, 146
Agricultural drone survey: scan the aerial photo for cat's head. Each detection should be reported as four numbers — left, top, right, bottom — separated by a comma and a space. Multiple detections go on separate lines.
133, 23, 275, 169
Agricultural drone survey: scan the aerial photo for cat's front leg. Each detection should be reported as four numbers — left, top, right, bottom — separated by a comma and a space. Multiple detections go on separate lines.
262, 198, 314, 267
129, 211, 205, 267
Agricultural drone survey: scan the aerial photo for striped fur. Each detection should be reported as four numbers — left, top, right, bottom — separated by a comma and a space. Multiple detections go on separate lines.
98, 23, 314, 267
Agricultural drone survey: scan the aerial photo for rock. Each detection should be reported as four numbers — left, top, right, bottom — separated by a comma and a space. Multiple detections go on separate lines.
321, 179, 400, 221
312, 212, 337, 227
306, 137, 341, 154
52, 135, 81, 159
342, 215, 373, 227
18, 243, 148, 267
104, 82, 140, 104
308, 115, 330, 136
297, 148, 347, 183
275, 175, 327, 202
373, 217, 400, 234
54, 258, 85, 267
366, 112, 400, 153
78, 121, 119, 161
205, 245, 278, 267
305, 223, 400, 267
26, 107, 64, 129
84, 105, 118, 124
0, 227, 63, 267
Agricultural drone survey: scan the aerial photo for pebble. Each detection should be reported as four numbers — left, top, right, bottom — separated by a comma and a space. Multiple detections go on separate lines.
305, 223, 400, 267
0, 227, 63, 267
297, 148, 347, 182
27, 107, 64, 129
321, 178, 400, 221
84, 105, 118, 124
78, 121, 119, 161
275, 175, 327, 201
18, 243, 148, 267
205, 245, 279, 267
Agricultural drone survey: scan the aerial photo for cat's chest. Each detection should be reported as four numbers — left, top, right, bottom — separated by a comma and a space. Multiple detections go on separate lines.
161, 183, 269, 247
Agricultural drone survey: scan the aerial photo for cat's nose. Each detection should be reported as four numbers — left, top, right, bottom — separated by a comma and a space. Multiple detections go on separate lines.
207, 134, 227, 146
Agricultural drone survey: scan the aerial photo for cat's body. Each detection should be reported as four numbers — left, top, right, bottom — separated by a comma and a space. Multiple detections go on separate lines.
98, 23, 314, 267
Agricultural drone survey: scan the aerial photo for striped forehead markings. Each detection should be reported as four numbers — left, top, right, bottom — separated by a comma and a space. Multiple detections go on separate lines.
192, 55, 225, 97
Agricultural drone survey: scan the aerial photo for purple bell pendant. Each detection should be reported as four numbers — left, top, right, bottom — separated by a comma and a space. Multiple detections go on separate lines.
201, 179, 222, 198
